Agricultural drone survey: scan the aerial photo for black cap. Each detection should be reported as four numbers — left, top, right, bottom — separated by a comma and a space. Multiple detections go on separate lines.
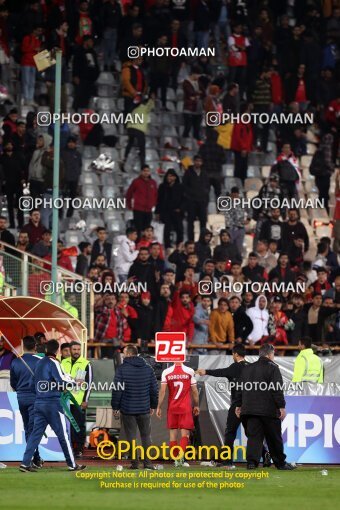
272, 296, 282, 303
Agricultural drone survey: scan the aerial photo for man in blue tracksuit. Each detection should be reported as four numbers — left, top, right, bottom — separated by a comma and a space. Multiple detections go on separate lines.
20, 339, 86, 472
10, 336, 43, 468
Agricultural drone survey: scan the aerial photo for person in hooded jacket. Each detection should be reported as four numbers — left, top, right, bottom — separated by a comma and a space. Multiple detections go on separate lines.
213, 229, 242, 264
155, 169, 184, 249
195, 228, 213, 267
28, 133, 52, 199
246, 295, 269, 345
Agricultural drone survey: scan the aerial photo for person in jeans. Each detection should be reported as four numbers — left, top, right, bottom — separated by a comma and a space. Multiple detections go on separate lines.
111, 344, 159, 469
20, 25, 43, 106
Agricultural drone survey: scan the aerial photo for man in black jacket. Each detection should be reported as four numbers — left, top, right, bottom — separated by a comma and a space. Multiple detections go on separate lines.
182, 155, 210, 241
197, 344, 270, 468
128, 247, 157, 298
213, 230, 242, 264
198, 129, 226, 199
234, 344, 295, 470
111, 344, 159, 469
197, 345, 248, 467
72, 35, 100, 110
155, 169, 184, 249
91, 227, 112, 268
229, 296, 254, 343
195, 228, 213, 267
61, 136, 82, 218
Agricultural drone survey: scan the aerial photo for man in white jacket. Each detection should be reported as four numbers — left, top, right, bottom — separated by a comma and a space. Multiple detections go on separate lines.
115, 227, 139, 282
246, 295, 269, 344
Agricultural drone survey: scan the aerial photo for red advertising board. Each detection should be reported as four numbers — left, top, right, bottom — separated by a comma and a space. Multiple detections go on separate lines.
155, 332, 186, 362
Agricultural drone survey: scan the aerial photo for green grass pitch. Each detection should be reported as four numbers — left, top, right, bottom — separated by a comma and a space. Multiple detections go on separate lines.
1, 466, 339, 510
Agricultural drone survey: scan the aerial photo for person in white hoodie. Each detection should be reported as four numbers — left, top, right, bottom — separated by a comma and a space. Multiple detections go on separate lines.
115, 227, 139, 282
246, 294, 269, 345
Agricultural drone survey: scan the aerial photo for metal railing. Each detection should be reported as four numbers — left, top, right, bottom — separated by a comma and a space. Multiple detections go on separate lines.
0, 241, 94, 337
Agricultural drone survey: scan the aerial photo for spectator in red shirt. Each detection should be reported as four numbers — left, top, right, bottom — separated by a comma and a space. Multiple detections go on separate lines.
117, 292, 138, 343
126, 165, 158, 236
231, 103, 253, 184
21, 25, 43, 106
170, 290, 195, 342
44, 240, 74, 273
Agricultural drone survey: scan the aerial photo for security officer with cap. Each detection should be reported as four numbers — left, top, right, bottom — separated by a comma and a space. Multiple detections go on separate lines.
292, 336, 324, 383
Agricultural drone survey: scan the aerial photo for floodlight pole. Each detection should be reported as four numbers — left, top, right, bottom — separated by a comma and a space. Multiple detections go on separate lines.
51, 49, 62, 304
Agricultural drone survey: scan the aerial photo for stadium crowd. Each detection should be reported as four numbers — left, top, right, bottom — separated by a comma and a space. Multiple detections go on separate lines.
0, 0, 339, 357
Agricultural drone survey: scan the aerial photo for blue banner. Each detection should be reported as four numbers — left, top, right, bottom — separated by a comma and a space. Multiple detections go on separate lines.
282, 395, 340, 463
0, 392, 65, 461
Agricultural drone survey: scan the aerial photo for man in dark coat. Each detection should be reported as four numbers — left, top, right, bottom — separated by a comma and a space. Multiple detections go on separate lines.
72, 35, 100, 110
111, 344, 159, 469
195, 228, 213, 267
198, 129, 226, 199
155, 169, 184, 249
234, 344, 296, 470
213, 229, 242, 264
182, 155, 210, 241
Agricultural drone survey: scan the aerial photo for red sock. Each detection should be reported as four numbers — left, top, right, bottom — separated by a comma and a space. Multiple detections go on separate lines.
179, 436, 189, 454
169, 441, 180, 457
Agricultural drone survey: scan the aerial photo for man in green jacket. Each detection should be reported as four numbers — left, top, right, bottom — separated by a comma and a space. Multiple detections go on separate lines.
120, 97, 154, 171
61, 342, 93, 457
292, 336, 324, 383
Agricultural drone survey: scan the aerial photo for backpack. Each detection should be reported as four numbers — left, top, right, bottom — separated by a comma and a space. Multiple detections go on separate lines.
309, 149, 327, 177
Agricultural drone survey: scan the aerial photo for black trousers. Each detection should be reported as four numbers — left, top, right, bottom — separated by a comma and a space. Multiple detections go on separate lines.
186, 200, 207, 241
223, 403, 241, 464
6, 189, 23, 228
133, 210, 152, 237
243, 415, 286, 467
121, 413, 153, 467
70, 405, 86, 453
65, 181, 78, 218
315, 175, 330, 213
124, 128, 145, 167
163, 211, 184, 248
183, 113, 201, 140
234, 151, 248, 184
209, 176, 222, 199
149, 72, 168, 106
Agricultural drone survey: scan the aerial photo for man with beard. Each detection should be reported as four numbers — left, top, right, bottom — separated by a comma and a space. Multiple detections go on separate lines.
61, 342, 93, 458
170, 290, 195, 342
128, 247, 157, 299
259, 208, 284, 251
195, 229, 213, 268
193, 295, 212, 354
287, 294, 308, 345
155, 169, 184, 250
246, 295, 269, 345
281, 208, 309, 253
168, 240, 196, 282
154, 284, 174, 333
269, 253, 296, 284
213, 230, 242, 264
229, 296, 253, 344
